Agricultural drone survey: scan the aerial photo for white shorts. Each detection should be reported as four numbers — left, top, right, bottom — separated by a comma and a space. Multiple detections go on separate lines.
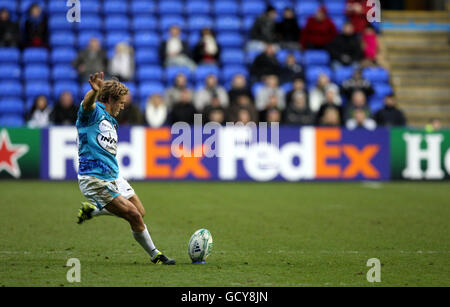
78, 175, 135, 210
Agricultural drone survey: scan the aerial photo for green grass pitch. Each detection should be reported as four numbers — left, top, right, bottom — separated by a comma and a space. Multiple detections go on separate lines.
0, 181, 449, 287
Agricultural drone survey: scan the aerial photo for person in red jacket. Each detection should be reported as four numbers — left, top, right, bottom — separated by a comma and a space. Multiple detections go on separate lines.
346, 0, 371, 34
300, 6, 337, 50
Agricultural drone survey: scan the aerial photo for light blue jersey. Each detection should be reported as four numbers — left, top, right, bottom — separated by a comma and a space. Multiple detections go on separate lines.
76, 102, 119, 181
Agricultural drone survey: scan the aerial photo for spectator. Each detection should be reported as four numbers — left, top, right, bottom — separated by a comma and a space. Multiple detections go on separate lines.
346, 0, 371, 34
108, 42, 135, 82
255, 75, 286, 113
319, 107, 341, 127
315, 87, 344, 126
250, 43, 281, 82
23, 3, 48, 47
344, 90, 371, 121
144, 94, 168, 128
346, 107, 377, 130
50, 91, 78, 125
309, 74, 342, 113
280, 54, 305, 84
203, 96, 226, 125
374, 94, 407, 127
236, 107, 253, 125
0, 8, 20, 47
361, 24, 379, 65
159, 25, 196, 71
300, 6, 337, 50
425, 118, 442, 132
27, 95, 51, 128
266, 107, 282, 124
164, 73, 189, 110
341, 69, 374, 100
228, 74, 252, 105
284, 92, 315, 126
247, 5, 278, 52
170, 89, 197, 125
286, 78, 308, 108
276, 7, 301, 50
193, 28, 220, 65
116, 94, 143, 125
329, 22, 363, 69
227, 94, 259, 123
73, 38, 108, 82
194, 74, 229, 112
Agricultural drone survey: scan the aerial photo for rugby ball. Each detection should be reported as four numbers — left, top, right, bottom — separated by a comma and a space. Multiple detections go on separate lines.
188, 229, 213, 263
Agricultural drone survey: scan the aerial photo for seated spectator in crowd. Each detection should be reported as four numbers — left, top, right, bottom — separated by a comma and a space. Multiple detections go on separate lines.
203, 96, 226, 125
50, 91, 78, 125
318, 107, 341, 127
329, 22, 363, 69
144, 94, 168, 128
315, 87, 344, 126
108, 42, 135, 82
193, 28, 220, 65
276, 7, 301, 50
280, 54, 305, 84
346, 0, 371, 34
164, 73, 189, 110
159, 25, 196, 71
300, 6, 337, 50
227, 95, 259, 123
346, 107, 377, 131
255, 75, 286, 113
309, 74, 342, 113
194, 74, 229, 112
116, 94, 143, 125
23, 3, 48, 47
236, 107, 253, 125
73, 38, 108, 82
284, 92, 315, 126
0, 8, 20, 47
361, 24, 379, 65
425, 118, 442, 132
374, 94, 407, 127
266, 107, 282, 124
344, 90, 371, 121
250, 43, 281, 82
27, 95, 51, 128
170, 89, 197, 125
286, 78, 308, 108
247, 5, 278, 52
228, 74, 253, 105
341, 69, 374, 100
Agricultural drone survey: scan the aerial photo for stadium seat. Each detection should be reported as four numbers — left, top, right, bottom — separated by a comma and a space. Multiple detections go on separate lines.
48, 0, 68, 14
159, 16, 185, 32
134, 32, 160, 49
187, 16, 214, 32
251, 82, 265, 97
50, 31, 76, 48
326, 2, 346, 16
1, 64, 21, 80
51, 65, 78, 81
103, 1, 128, 15
362, 67, 390, 83
0, 81, 22, 97
303, 50, 330, 66
281, 82, 294, 93
51, 48, 77, 64
276, 49, 303, 64
22, 48, 49, 63
188, 32, 201, 49
132, 16, 158, 32
81, 0, 101, 14
137, 66, 164, 82
0, 115, 25, 127
195, 65, 220, 83
139, 82, 165, 101
130, 1, 156, 15
243, 16, 257, 32
104, 15, 130, 32
241, 1, 266, 16
0, 98, 25, 115
213, 1, 239, 15
49, 15, 75, 32
245, 50, 262, 64
77, 31, 104, 49
331, 16, 346, 32
24, 65, 50, 80
333, 66, 356, 85
76, 14, 103, 32
185, 2, 211, 16
221, 49, 245, 65
105, 32, 132, 49
217, 32, 244, 48
53, 81, 79, 100
368, 96, 384, 114
305, 66, 332, 85
158, 1, 184, 15
271, 0, 291, 13
373, 83, 394, 99
0, 0, 17, 13
215, 16, 241, 32
165, 66, 192, 84
135, 49, 159, 65
221, 65, 249, 83
295, 1, 320, 17
25, 81, 51, 98
20, 0, 45, 13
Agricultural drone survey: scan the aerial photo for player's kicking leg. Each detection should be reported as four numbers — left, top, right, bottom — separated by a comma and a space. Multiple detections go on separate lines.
104, 195, 176, 265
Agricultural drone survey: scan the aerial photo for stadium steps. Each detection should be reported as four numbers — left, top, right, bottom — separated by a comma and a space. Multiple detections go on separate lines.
381, 11, 450, 127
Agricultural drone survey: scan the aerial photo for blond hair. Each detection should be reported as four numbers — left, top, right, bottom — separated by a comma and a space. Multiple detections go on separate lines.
97, 80, 129, 103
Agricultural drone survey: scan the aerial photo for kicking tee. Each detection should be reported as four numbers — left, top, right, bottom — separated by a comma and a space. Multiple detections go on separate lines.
76, 101, 119, 181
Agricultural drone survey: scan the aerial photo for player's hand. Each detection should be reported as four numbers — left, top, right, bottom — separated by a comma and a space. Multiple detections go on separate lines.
89, 72, 104, 92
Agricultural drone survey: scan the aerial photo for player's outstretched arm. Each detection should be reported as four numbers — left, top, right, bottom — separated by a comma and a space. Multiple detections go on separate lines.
82, 72, 104, 111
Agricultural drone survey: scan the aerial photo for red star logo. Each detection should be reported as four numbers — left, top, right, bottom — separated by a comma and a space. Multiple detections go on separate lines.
0, 129, 29, 178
